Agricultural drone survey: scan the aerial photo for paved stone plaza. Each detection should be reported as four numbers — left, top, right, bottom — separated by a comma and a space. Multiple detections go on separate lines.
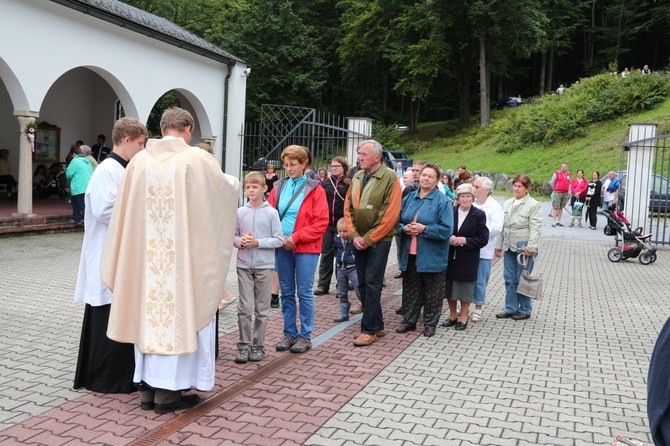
0, 203, 668, 445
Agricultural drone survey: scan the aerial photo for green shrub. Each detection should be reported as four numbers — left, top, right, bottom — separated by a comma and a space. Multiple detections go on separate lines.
493, 71, 670, 153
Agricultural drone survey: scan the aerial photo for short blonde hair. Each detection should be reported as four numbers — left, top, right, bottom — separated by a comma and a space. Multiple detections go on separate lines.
281, 145, 308, 164
112, 117, 147, 146
244, 171, 266, 186
336, 217, 348, 230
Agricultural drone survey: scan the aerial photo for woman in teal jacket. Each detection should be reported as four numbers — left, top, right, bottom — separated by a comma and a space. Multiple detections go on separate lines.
395, 163, 453, 338
65, 148, 93, 224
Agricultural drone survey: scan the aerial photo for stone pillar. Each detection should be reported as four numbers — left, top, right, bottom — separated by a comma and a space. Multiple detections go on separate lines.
346, 117, 372, 167
624, 123, 657, 230
14, 113, 39, 217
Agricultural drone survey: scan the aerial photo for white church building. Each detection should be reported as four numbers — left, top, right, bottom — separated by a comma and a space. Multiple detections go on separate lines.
1, 0, 248, 216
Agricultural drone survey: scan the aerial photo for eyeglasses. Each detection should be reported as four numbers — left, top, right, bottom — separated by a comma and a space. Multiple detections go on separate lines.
283, 162, 301, 169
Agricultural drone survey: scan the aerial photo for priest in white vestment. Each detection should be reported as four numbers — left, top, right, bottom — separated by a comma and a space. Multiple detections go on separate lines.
102, 107, 239, 414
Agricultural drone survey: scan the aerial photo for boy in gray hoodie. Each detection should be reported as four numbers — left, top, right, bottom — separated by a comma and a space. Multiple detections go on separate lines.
233, 172, 284, 363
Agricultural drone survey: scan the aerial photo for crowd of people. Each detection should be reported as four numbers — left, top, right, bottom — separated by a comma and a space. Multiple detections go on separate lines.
70, 119, 547, 415
550, 163, 620, 230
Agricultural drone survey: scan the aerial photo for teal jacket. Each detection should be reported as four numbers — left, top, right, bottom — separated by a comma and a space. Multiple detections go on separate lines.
398, 187, 453, 273
66, 155, 93, 195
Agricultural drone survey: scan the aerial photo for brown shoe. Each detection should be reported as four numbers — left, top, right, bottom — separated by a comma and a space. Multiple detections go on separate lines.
353, 333, 377, 346
353, 330, 385, 339
349, 302, 363, 315
289, 338, 312, 353
275, 335, 296, 352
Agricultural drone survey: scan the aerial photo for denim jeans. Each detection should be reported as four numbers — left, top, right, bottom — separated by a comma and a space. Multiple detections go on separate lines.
503, 249, 535, 315
473, 258, 492, 306
337, 265, 360, 304
354, 240, 391, 334
275, 248, 318, 340
71, 193, 85, 223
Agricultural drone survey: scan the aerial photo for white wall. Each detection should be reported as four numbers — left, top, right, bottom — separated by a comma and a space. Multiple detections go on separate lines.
0, 0, 247, 177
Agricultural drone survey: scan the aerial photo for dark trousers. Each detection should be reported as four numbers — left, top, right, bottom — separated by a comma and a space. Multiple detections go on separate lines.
586, 201, 599, 227
316, 224, 337, 291
354, 240, 391, 334
71, 193, 85, 223
402, 255, 446, 328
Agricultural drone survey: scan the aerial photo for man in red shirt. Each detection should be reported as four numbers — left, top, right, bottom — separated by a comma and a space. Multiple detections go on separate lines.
550, 163, 571, 227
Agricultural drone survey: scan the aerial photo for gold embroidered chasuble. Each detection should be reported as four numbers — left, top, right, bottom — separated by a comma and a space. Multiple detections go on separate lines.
103, 137, 239, 355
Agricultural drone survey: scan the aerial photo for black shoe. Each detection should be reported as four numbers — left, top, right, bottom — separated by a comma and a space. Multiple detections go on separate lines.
313, 287, 327, 296
441, 318, 458, 327
495, 312, 514, 319
154, 394, 200, 414
455, 321, 468, 331
270, 296, 279, 308
395, 307, 405, 315
395, 323, 416, 333
394, 271, 403, 279
140, 401, 155, 410
512, 313, 531, 320
423, 326, 436, 337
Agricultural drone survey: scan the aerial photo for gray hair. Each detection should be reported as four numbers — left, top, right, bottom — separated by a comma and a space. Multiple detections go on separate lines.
359, 139, 382, 155
79, 144, 92, 156
477, 176, 493, 194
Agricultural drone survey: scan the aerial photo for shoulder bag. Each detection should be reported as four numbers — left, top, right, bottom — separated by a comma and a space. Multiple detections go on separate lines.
516, 252, 543, 300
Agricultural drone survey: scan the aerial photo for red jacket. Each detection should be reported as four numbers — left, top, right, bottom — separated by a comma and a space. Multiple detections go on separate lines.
571, 178, 588, 198
268, 177, 329, 254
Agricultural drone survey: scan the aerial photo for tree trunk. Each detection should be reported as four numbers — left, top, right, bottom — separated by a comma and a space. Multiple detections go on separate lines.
456, 58, 471, 129
539, 51, 547, 95
412, 100, 420, 132
479, 33, 490, 128
547, 47, 554, 93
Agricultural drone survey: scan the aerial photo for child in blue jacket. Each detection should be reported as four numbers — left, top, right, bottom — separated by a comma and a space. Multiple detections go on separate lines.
333, 218, 361, 322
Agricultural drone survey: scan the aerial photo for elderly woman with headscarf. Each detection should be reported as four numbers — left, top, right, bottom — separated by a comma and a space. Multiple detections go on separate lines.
470, 176, 504, 322
494, 173, 542, 320
442, 183, 489, 331
395, 163, 453, 338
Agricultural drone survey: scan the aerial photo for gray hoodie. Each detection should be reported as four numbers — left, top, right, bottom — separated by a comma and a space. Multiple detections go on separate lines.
234, 200, 284, 269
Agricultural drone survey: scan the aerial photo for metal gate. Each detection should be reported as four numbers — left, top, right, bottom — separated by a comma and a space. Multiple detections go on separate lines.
619, 131, 670, 245
240, 104, 370, 174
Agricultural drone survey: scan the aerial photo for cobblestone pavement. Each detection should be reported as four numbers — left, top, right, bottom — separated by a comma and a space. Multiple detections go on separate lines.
0, 200, 668, 445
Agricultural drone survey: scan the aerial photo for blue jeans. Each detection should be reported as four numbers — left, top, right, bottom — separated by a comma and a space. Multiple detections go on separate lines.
503, 249, 535, 315
337, 265, 360, 304
71, 193, 85, 223
354, 240, 391, 334
275, 248, 318, 340
473, 258, 492, 306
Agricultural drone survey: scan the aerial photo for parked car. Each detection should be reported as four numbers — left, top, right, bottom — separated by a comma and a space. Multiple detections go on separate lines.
617, 171, 670, 213
244, 156, 282, 171
382, 149, 413, 171
493, 96, 523, 110
394, 123, 409, 132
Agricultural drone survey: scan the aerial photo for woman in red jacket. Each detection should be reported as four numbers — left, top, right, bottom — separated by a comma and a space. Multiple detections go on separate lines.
268, 145, 328, 354
569, 169, 588, 228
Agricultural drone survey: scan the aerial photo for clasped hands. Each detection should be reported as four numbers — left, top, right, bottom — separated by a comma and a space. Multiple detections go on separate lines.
450, 235, 466, 247
403, 221, 425, 237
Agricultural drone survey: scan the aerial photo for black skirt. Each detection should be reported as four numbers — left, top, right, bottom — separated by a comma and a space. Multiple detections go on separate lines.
73, 304, 136, 394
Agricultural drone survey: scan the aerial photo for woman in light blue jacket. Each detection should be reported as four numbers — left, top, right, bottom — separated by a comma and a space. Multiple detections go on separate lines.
395, 163, 453, 338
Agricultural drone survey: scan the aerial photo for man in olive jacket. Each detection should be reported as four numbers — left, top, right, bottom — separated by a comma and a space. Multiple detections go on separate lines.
345, 140, 402, 347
